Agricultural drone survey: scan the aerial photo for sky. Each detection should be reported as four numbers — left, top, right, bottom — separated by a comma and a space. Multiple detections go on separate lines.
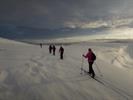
0, 0, 133, 40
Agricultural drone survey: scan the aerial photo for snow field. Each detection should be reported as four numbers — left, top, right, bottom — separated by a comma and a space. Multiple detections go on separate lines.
0, 38, 133, 100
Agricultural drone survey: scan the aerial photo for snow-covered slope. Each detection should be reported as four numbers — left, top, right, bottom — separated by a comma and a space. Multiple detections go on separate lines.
0, 38, 133, 100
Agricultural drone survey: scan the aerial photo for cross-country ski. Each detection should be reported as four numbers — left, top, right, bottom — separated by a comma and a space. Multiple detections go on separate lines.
81, 68, 104, 85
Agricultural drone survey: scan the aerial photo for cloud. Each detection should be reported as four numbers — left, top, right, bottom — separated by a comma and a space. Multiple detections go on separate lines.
1, 0, 133, 29
1, 0, 133, 39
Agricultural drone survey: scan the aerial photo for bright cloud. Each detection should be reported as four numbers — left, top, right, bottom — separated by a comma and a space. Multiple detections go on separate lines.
64, 17, 133, 30
104, 28, 133, 39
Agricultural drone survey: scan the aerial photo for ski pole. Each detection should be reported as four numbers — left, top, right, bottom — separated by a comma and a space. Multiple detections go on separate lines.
80, 56, 84, 74
94, 62, 103, 77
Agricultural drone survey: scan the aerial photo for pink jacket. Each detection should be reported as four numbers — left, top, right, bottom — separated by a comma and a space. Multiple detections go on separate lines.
84, 51, 94, 62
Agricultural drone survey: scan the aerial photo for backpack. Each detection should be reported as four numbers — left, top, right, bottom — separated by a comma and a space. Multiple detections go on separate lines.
92, 53, 96, 61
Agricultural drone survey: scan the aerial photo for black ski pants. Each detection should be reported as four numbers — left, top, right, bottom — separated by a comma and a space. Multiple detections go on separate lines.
60, 52, 63, 59
88, 61, 95, 77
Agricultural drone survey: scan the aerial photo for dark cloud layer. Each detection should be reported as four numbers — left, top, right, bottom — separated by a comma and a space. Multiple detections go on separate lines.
0, 0, 132, 27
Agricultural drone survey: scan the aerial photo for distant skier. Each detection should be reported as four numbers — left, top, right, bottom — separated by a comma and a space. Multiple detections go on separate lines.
59, 46, 64, 60
52, 45, 56, 55
40, 43, 43, 48
83, 48, 96, 78
49, 45, 52, 54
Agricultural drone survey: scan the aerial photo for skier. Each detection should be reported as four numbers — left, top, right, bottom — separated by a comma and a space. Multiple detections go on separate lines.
52, 45, 56, 55
82, 48, 96, 78
40, 43, 43, 48
49, 45, 52, 54
59, 46, 64, 60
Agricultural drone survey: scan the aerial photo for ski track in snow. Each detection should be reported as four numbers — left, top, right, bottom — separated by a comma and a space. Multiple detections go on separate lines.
97, 76, 133, 100
79, 67, 133, 100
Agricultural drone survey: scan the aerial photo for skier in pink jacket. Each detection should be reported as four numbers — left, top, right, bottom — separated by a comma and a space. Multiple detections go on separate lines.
83, 48, 96, 78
